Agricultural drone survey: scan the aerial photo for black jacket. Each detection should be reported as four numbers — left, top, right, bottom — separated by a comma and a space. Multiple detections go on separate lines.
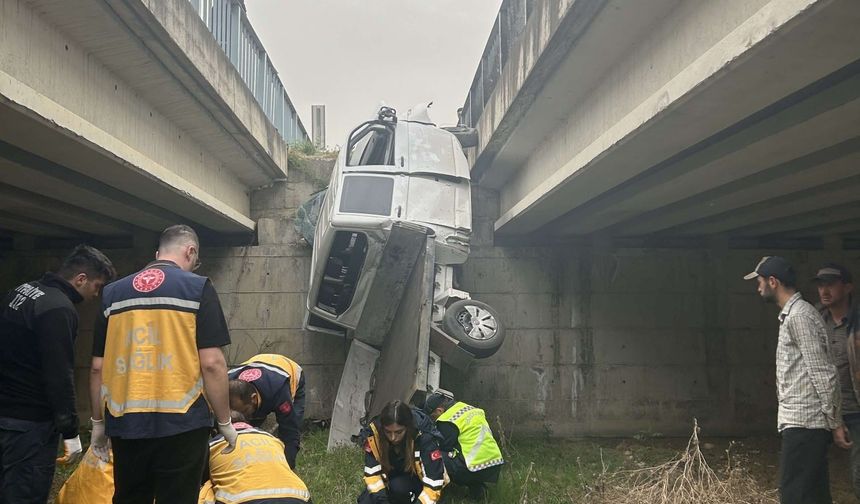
0, 273, 83, 438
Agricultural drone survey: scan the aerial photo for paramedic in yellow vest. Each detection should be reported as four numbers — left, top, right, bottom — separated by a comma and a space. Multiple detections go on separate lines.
423, 391, 504, 500
56, 446, 114, 504
89, 225, 238, 504
228, 354, 305, 468
201, 415, 311, 504
359, 401, 446, 504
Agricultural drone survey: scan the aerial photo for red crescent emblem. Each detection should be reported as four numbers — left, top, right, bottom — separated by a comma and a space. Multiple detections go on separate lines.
431, 449, 442, 461
364, 441, 372, 453
278, 402, 292, 415
132, 268, 165, 293
238, 368, 262, 382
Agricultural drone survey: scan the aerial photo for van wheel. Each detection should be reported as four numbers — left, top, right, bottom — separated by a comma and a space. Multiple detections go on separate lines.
442, 300, 506, 358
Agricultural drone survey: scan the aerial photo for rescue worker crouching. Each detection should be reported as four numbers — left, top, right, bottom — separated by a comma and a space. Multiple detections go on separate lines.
200, 412, 311, 504
228, 353, 306, 468
423, 391, 504, 500
359, 400, 446, 504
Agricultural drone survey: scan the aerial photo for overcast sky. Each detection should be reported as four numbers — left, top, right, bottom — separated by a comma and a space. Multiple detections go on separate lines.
244, 0, 503, 147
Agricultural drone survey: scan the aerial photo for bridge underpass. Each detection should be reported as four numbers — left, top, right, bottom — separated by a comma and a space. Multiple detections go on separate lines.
0, 0, 304, 249
464, 0, 860, 249
445, 0, 860, 437
0, 0, 349, 424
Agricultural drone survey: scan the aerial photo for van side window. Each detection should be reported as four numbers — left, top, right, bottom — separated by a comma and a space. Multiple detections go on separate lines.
347, 124, 394, 166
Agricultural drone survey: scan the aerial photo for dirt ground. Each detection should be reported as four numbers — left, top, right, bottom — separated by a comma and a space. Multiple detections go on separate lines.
623, 434, 856, 503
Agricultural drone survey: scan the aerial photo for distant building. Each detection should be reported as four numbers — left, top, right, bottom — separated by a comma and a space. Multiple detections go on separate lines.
312, 105, 326, 148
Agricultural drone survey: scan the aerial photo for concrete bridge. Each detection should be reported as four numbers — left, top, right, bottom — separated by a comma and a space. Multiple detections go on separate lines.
448, 0, 860, 436
3, 0, 860, 436
0, 0, 306, 247
462, 0, 860, 249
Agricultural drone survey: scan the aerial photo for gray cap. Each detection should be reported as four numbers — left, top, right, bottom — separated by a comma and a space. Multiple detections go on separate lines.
813, 263, 852, 283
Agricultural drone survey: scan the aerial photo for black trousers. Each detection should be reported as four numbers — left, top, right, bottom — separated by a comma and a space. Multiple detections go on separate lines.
111, 427, 210, 504
779, 428, 832, 504
357, 474, 422, 504
845, 417, 860, 499
0, 417, 59, 504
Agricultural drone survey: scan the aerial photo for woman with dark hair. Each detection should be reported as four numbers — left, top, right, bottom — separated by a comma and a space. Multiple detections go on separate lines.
358, 401, 446, 504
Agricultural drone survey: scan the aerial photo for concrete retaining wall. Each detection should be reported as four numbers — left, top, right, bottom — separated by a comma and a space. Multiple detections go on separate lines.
446, 185, 859, 437
0, 155, 342, 421
2, 161, 855, 436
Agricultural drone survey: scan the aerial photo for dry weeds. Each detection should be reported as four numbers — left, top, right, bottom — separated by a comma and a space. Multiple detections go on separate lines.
585, 419, 778, 504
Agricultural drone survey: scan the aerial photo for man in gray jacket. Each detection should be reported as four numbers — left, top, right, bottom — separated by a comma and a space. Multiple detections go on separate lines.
814, 263, 860, 498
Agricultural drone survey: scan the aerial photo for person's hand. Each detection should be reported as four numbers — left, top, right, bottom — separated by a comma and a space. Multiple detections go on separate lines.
56, 435, 83, 465
834, 424, 853, 449
90, 417, 111, 462
217, 420, 238, 454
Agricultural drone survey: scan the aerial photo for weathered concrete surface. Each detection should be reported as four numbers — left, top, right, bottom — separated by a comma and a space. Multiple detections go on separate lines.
0, 0, 292, 235
463, 0, 860, 243
439, 185, 860, 437
0, 156, 342, 421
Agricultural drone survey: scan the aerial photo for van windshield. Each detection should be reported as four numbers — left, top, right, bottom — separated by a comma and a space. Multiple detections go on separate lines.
347, 123, 394, 166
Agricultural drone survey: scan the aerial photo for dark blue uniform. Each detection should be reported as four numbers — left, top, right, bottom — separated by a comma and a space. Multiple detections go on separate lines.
229, 355, 305, 468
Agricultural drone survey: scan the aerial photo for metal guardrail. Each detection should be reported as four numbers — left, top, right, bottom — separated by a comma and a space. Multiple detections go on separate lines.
461, 0, 535, 129
189, 0, 308, 144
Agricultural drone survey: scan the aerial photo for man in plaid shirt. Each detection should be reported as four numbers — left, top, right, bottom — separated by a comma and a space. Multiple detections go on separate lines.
746, 256, 848, 504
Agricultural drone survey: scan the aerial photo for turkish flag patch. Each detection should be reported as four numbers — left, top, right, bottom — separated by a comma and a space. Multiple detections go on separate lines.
278, 402, 292, 415
364, 441, 373, 453
238, 368, 262, 382
430, 449, 442, 461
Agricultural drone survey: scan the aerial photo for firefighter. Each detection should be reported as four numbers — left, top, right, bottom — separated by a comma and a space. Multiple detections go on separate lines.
90, 224, 237, 504
228, 353, 306, 468
0, 244, 115, 503
423, 390, 504, 500
358, 400, 446, 504
200, 415, 311, 504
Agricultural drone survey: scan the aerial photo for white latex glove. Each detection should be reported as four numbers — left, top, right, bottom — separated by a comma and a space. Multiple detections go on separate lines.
90, 418, 110, 462
56, 435, 83, 465
217, 420, 238, 454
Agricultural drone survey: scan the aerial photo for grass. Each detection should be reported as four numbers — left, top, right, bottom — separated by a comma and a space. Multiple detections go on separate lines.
47, 428, 688, 503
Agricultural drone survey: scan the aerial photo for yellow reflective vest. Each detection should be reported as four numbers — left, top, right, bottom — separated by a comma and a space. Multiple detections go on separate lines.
57, 447, 114, 504
207, 424, 310, 504
437, 402, 504, 472
100, 264, 206, 418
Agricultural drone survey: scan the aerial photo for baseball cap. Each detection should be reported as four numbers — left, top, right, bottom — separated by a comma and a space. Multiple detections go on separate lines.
813, 263, 852, 283
743, 256, 796, 284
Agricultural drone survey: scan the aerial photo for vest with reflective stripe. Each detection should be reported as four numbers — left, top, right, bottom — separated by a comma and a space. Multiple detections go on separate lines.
209, 428, 310, 504
437, 402, 504, 472
57, 447, 114, 504
238, 353, 303, 399
101, 264, 205, 417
